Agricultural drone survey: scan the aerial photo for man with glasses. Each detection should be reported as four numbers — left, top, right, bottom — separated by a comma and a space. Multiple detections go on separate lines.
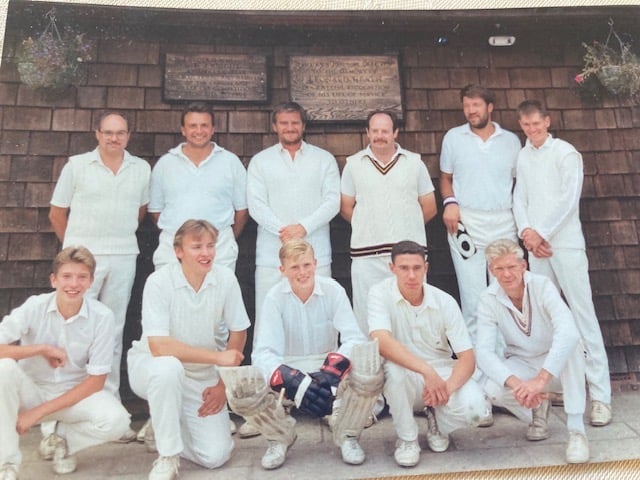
49, 112, 150, 439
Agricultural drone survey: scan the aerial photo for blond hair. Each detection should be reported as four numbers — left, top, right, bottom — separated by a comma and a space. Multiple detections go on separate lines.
485, 239, 525, 265
173, 219, 219, 249
52, 246, 96, 276
279, 239, 315, 264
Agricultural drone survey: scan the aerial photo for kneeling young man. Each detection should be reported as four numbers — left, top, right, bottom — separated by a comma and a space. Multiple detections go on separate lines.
221, 239, 383, 470
476, 239, 589, 463
0, 247, 130, 479
127, 220, 249, 480
369, 240, 491, 468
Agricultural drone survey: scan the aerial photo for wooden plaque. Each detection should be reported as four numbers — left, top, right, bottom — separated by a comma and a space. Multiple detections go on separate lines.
289, 55, 403, 121
164, 53, 268, 102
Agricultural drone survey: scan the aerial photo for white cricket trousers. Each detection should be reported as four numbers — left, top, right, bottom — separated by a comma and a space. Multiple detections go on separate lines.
448, 207, 516, 343
127, 352, 234, 469
351, 255, 394, 336
482, 342, 587, 424
153, 226, 239, 271
383, 361, 490, 441
254, 264, 331, 321
0, 359, 130, 467
87, 254, 137, 397
529, 248, 611, 404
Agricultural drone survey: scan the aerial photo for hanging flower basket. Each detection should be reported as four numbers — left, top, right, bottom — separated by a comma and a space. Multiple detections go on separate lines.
573, 19, 640, 102
16, 9, 94, 97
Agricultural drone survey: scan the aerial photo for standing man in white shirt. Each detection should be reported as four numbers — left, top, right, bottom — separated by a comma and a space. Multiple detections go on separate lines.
149, 102, 248, 271
49, 111, 150, 401
341, 111, 437, 334
247, 101, 340, 321
439, 85, 522, 343
513, 99, 612, 427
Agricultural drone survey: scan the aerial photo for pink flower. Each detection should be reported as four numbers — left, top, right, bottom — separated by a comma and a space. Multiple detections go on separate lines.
574, 73, 584, 84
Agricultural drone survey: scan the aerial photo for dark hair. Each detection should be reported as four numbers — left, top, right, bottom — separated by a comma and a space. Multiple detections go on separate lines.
460, 84, 495, 106
391, 240, 428, 263
366, 110, 399, 131
95, 111, 131, 132
517, 99, 549, 118
272, 102, 307, 125
181, 102, 214, 127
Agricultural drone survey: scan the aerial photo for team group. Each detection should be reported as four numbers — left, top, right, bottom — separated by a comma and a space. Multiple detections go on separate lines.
0, 84, 611, 480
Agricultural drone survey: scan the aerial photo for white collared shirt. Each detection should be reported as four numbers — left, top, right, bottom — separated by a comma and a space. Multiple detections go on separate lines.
149, 142, 247, 234
0, 292, 115, 393
252, 275, 366, 379
247, 141, 340, 267
367, 277, 472, 369
130, 262, 250, 380
50, 147, 150, 254
440, 122, 521, 211
476, 271, 581, 387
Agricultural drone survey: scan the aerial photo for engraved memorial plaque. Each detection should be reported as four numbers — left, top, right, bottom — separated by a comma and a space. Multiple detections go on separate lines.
164, 53, 268, 102
289, 55, 403, 121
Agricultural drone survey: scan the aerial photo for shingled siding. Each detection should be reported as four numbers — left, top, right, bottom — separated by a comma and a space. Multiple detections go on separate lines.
1, 20, 639, 381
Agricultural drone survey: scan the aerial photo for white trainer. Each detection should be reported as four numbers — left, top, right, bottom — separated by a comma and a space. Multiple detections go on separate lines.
394, 439, 420, 467
425, 407, 450, 452
144, 422, 157, 453
261, 441, 288, 470
148, 455, 180, 480
0, 464, 19, 480
340, 437, 365, 465
238, 421, 261, 438
566, 431, 589, 464
137, 419, 151, 443
229, 420, 237, 435
39, 433, 63, 460
52, 438, 77, 475
590, 401, 612, 427
116, 427, 138, 443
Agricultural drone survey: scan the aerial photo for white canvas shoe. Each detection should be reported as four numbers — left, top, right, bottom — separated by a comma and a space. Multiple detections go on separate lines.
39, 433, 63, 460
0, 464, 19, 480
393, 439, 420, 467
526, 399, 550, 441
340, 437, 365, 465
566, 431, 589, 464
261, 441, 288, 470
425, 407, 450, 452
590, 401, 612, 427
238, 421, 261, 438
136, 419, 151, 442
52, 438, 77, 475
148, 455, 179, 480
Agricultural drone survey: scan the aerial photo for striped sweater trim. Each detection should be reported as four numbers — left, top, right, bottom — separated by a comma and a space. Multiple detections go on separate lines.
350, 243, 428, 258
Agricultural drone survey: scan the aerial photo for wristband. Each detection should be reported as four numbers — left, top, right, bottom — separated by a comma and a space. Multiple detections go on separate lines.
443, 196, 458, 207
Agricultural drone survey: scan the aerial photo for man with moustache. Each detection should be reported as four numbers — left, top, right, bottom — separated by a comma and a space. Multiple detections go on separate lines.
247, 102, 340, 323
341, 111, 437, 334
149, 102, 248, 271
439, 85, 522, 343
49, 112, 150, 407
513, 99, 612, 427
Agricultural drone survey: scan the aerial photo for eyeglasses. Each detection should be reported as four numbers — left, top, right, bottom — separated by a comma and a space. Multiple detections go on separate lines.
99, 130, 128, 138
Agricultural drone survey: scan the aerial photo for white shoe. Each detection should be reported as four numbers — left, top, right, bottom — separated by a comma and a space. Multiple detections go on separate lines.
230, 420, 237, 435
425, 407, 449, 452
261, 441, 288, 470
566, 431, 589, 464
590, 401, 612, 426
340, 437, 365, 465
116, 427, 138, 443
52, 438, 77, 475
39, 433, 63, 460
148, 455, 179, 480
526, 399, 550, 441
394, 439, 420, 467
137, 419, 151, 443
0, 464, 19, 480
144, 421, 157, 453
238, 421, 261, 438
478, 411, 494, 427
